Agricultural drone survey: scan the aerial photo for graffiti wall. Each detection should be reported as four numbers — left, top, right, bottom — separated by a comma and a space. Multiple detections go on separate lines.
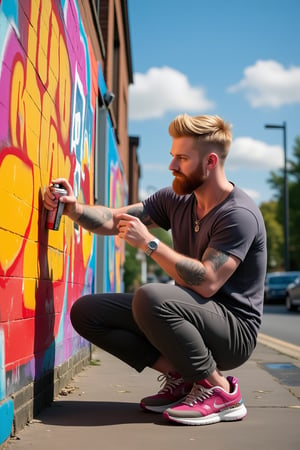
0, 0, 118, 443
105, 121, 127, 293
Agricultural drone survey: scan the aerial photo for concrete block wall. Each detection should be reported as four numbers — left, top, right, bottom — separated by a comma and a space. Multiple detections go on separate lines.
0, 0, 123, 445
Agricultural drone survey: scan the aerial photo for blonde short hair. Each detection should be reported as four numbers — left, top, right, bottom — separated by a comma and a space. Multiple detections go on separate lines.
168, 114, 232, 160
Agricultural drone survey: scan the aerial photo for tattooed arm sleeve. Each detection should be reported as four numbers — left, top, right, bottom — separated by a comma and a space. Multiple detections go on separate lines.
73, 202, 156, 234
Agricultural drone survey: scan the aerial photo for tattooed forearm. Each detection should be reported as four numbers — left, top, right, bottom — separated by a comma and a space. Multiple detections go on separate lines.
175, 259, 206, 286
126, 205, 154, 227
76, 205, 113, 231
203, 248, 229, 272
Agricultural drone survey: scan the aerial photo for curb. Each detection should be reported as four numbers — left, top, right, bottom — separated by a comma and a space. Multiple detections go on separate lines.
258, 333, 300, 360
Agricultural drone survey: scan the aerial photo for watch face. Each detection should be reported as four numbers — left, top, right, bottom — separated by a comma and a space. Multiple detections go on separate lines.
149, 241, 158, 250
145, 239, 159, 256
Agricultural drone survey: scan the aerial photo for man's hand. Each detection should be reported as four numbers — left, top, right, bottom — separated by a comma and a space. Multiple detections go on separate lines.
116, 213, 154, 251
44, 178, 78, 218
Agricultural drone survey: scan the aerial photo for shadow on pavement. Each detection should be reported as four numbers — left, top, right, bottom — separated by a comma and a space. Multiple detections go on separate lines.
38, 400, 166, 427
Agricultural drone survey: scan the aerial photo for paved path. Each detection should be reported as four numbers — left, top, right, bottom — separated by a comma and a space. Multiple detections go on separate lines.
6, 341, 300, 450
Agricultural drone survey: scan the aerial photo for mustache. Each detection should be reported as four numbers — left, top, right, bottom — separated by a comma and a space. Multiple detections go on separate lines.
172, 170, 185, 177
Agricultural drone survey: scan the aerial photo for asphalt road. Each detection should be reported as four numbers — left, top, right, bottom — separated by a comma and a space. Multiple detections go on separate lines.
261, 304, 300, 346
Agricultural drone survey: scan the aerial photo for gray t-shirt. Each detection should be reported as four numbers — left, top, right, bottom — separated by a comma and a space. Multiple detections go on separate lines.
143, 185, 267, 334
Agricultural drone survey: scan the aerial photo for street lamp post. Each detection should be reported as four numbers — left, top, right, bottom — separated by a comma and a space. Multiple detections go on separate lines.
264, 122, 289, 271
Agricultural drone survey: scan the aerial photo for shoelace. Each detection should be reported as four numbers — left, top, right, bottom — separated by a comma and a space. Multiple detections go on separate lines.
157, 374, 184, 394
183, 383, 213, 406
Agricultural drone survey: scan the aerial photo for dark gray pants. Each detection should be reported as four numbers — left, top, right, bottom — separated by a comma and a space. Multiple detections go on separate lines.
70, 283, 256, 382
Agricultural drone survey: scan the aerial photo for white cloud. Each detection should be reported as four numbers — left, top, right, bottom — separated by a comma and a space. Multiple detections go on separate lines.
129, 66, 215, 120
228, 60, 300, 108
227, 137, 283, 170
241, 188, 261, 201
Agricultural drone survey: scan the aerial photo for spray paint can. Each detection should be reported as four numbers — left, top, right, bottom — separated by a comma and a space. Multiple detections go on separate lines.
46, 184, 67, 231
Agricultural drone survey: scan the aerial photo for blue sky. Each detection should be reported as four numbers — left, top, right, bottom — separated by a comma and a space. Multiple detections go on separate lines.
127, 0, 300, 205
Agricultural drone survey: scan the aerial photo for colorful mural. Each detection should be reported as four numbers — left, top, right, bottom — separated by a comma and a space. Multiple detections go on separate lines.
0, 0, 110, 443
105, 121, 127, 293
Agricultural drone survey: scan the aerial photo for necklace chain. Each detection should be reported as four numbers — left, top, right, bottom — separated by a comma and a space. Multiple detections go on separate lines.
192, 186, 231, 233
193, 197, 201, 232
193, 191, 223, 232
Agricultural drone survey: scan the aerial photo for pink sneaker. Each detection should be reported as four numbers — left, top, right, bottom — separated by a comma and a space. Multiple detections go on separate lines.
140, 374, 193, 413
163, 376, 247, 425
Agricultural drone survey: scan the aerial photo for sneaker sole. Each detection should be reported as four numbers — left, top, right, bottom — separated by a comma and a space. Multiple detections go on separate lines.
140, 396, 188, 413
163, 403, 247, 425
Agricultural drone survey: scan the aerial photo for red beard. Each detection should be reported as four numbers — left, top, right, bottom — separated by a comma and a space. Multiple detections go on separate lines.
172, 170, 206, 195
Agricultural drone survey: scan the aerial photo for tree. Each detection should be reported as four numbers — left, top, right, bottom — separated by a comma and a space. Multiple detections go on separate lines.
260, 201, 283, 270
287, 137, 300, 268
264, 136, 300, 270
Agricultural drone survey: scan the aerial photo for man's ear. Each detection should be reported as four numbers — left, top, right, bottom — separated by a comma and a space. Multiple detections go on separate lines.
207, 153, 218, 169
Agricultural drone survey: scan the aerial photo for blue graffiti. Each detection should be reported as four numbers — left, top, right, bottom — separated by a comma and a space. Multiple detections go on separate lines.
0, 0, 18, 24
0, 399, 14, 443
0, 329, 13, 443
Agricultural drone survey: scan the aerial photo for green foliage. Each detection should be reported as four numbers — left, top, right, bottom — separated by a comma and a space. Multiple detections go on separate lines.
123, 243, 141, 292
150, 227, 173, 246
146, 228, 173, 280
260, 201, 283, 270
262, 135, 300, 270
288, 136, 300, 268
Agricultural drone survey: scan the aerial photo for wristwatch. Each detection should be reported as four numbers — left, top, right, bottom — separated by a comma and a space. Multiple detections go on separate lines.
145, 238, 160, 256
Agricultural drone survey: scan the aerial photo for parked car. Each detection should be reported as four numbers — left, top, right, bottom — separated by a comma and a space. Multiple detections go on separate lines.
286, 277, 300, 311
264, 271, 300, 304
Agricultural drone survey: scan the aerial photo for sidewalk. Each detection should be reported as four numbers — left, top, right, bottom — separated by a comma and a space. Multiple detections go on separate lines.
6, 339, 300, 450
